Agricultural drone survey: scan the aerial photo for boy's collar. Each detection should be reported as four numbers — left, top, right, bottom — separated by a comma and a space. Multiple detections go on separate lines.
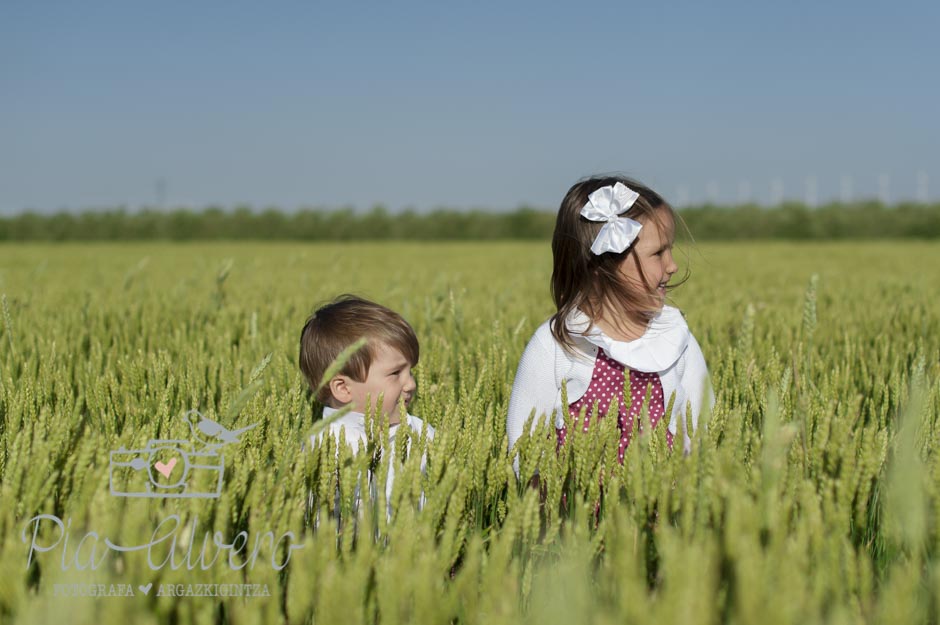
322, 405, 361, 419
322, 405, 407, 426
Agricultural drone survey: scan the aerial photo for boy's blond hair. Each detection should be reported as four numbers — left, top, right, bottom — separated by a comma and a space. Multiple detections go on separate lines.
299, 294, 419, 404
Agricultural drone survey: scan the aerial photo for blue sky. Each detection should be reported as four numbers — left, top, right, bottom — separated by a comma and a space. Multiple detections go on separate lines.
2, 0, 938, 213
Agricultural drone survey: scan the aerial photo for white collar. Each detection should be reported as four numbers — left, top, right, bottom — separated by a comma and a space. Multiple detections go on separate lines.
322, 405, 404, 430
564, 305, 690, 372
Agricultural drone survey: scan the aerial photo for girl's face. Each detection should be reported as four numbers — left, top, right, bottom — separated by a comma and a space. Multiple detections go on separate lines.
617, 209, 678, 307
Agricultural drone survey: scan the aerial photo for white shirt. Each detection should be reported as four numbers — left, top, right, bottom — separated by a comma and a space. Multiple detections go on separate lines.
308, 406, 435, 520
314, 406, 434, 456
506, 305, 712, 469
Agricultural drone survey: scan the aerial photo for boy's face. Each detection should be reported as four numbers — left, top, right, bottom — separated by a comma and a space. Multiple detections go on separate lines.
335, 342, 416, 424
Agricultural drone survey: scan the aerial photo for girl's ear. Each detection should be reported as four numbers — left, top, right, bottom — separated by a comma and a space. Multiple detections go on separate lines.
328, 376, 353, 404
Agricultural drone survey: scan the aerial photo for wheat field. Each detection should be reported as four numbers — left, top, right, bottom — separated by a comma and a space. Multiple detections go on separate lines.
0, 241, 938, 624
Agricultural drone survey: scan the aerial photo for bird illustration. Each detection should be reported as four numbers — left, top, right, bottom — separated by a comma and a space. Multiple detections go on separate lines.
184, 410, 258, 447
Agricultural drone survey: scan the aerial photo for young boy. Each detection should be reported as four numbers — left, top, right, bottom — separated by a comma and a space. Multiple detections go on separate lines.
299, 294, 434, 517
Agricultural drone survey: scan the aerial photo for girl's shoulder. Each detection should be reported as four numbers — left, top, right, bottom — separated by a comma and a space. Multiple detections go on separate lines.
528, 316, 591, 358
521, 317, 562, 354
531, 317, 556, 342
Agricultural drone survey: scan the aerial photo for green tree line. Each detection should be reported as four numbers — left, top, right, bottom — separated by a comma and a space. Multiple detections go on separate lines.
1, 201, 939, 241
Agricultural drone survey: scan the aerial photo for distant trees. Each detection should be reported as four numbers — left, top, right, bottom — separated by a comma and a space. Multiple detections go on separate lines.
677, 201, 940, 240
1, 202, 938, 241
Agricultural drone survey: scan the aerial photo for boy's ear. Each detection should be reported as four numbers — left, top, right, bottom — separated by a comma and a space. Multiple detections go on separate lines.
328, 375, 353, 404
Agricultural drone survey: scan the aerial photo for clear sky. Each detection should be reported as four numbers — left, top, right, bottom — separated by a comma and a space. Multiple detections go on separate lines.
2, 0, 938, 213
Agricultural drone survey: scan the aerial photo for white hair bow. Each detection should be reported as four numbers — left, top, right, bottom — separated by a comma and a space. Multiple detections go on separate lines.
580, 182, 643, 255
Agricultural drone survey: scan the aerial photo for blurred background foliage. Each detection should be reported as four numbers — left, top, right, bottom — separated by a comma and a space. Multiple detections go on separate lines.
2, 201, 939, 241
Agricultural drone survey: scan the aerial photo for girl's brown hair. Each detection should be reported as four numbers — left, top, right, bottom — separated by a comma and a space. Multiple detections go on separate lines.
550, 174, 684, 352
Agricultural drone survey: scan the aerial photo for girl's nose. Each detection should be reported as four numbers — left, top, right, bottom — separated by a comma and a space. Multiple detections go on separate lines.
666, 251, 678, 275
404, 372, 417, 392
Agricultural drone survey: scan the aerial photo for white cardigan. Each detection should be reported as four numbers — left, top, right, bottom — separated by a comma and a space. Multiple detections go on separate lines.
506, 305, 712, 462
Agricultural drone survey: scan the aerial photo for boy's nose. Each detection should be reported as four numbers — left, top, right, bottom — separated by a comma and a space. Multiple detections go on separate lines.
404, 373, 417, 393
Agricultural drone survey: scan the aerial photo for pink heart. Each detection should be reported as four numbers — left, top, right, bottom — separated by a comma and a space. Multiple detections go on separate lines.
154, 458, 178, 478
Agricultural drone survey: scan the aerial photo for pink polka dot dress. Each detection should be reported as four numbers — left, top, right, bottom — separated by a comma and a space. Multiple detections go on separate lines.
557, 348, 673, 463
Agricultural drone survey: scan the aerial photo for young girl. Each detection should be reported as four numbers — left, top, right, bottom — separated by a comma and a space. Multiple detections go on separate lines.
506, 175, 712, 472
